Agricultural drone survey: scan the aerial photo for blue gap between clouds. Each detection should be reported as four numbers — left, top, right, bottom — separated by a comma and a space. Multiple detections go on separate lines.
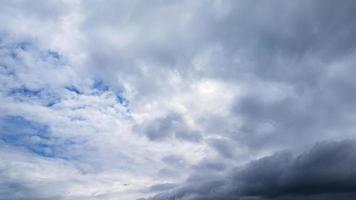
1, 38, 64, 69
0, 116, 74, 158
65, 85, 82, 95
0, 64, 15, 75
92, 80, 129, 106
1, 39, 63, 106
9, 87, 61, 107
9, 87, 42, 97
40, 50, 64, 65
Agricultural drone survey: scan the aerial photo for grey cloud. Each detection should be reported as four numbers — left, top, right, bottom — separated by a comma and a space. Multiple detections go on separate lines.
210, 0, 356, 151
79, 0, 356, 151
147, 183, 178, 193
1, 0, 356, 199
0, 178, 64, 200
78, 1, 356, 198
188, 160, 227, 182
147, 139, 356, 200
232, 58, 356, 151
0, 187, 64, 200
0, 0, 68, 22
157, 154, 188, 178
208, 0, 356, 60
138, 112, 202, 142
158, 168, 181, 178
162, 154, 186, 168
207, 138, 235, 158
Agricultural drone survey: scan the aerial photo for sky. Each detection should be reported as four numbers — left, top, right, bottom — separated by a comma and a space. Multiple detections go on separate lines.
1, 0, 356, 199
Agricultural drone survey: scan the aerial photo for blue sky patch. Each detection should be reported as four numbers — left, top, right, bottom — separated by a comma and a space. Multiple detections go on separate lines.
8, 87, 61, 107
0, 116, 73, 158
40, 50, 64, 65
92, 80, 129, 106
16, 41, 32, 51
46, 50, 61, 60
0, 64, 14, 75
65, 85, 82, 94
0, 116, 51, 156
9, 87, 42, 97
116, 91, 129, 107
92, 80, 110, 92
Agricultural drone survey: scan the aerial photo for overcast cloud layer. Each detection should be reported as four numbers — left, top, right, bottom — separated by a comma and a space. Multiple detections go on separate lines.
1, 0, 356, 199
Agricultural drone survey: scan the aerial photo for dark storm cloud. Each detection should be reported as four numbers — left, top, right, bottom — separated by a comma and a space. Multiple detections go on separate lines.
147, 139, 356, 200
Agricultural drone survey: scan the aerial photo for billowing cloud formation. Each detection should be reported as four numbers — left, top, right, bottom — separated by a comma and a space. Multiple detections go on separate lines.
1, 0, 356, 199
149, 140, 356, 200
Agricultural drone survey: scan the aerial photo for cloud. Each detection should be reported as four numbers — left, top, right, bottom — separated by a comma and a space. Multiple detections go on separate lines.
148, 139, 356, 200
1, 0, 356, 199
207, 138, 236, 159
137, 112, 202, 142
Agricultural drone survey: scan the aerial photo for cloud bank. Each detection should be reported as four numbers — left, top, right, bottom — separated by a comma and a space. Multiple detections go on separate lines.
148, 140, 356, 200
